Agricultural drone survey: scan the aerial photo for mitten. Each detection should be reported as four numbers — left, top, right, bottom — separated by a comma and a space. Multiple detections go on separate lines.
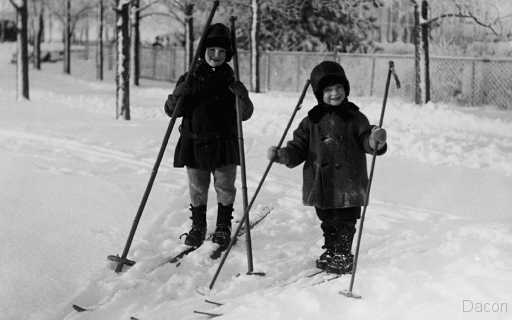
267, 146, 289, 164
369, 126, 387, 150
163, 94, 176, 117
267, 146, 278, 161
229, 80, 249, 98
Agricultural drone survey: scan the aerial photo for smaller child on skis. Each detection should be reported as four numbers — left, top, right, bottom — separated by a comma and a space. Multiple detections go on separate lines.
164, 23, 253, 250
267, 61, 387, 274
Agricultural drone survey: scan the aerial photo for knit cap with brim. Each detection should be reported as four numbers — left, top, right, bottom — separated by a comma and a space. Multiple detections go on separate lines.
202, 23, 233, 62
310, 61, 350, 103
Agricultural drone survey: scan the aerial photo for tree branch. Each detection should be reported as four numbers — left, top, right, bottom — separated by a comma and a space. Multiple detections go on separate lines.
140, 11, 177, 21
426, 13, 498, 35
137, 0, 161, 13
9, 0, 20, 10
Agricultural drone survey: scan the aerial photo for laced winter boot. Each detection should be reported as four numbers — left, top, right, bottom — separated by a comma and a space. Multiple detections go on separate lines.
212, 203, 234, 249
183, 204, 207, 247
325, 233, 354, 274
316, 229, 337, 270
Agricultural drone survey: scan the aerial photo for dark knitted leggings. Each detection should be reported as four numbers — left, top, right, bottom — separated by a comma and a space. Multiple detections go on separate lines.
315, 207, 360, 252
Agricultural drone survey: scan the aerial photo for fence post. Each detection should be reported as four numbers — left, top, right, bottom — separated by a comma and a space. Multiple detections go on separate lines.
471, 60, 476, 106
296, 54, 301, 91
266, 52, 271, 92
108, 43, 113, 71
152, 47, 157, 79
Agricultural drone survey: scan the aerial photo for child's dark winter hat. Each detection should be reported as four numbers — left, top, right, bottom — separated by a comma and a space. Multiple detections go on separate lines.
203, 23, 233, 62
310, 61, 350, 103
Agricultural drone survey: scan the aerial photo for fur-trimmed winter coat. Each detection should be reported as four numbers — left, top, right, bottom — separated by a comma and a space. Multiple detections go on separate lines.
165, 61, 253, 169
279, 101, 386, 209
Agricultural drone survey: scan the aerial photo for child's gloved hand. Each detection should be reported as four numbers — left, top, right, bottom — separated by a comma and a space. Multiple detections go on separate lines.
369, 126, 387, 150
229, 80, 249, 98
267, 146, 289, 164
267, 146, 278, 161
164, 94, 176, 117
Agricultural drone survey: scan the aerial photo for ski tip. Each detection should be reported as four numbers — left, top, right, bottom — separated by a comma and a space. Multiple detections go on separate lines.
204, 299, 224, 306
193, 310, 223, 318
72, 304, 88, 312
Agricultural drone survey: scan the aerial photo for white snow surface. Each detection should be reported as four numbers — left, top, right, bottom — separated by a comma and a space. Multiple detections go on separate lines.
1, 43, 511, 320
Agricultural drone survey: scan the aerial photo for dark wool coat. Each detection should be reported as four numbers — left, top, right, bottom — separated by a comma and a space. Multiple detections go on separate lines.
281, 102, 386, 209
166, 61, 253, 169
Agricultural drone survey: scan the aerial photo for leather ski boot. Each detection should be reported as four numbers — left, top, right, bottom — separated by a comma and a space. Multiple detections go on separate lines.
183, 204, 207, 247
316, 229, 337, 270
325, 233, 354, 274
212, 203, 234, 249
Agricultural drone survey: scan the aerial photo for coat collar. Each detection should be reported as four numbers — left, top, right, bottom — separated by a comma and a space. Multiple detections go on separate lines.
307, 100, 359, 123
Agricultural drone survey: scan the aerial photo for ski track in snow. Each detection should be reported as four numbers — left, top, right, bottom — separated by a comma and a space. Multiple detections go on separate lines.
1, 45, 511, 320
0, 128, 167, 171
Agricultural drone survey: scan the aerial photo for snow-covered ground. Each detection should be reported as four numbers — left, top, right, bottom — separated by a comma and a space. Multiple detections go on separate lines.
1, 43, 511, 320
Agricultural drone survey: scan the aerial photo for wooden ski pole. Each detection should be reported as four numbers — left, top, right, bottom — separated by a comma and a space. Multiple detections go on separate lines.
341, 61, 400, 298
111, 0, 220, 273
209, 79, 311, 290
230, 16, 254, 273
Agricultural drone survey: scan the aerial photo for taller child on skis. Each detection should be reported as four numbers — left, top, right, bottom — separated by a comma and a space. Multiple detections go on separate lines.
268, 61, 387, 274
164, 23, 253, 250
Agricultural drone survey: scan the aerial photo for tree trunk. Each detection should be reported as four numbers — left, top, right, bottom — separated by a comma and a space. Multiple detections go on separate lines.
116, 2, 131, 120
34, 3, 44, 70
422, 0, 431, 103
184, 3, 194, 71
63, 0, 71, 74
0, 21, 4, 42
250, 0, 260, 92
48, 12, 52, 42
96, 0, 104, 80
130, 0, 140, 86
15, 0, 29, 100
413, 2, 425, 104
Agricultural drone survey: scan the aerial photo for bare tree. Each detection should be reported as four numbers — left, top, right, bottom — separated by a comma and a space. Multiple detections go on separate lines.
249, 0, 260, 92
411, 0, 500, 104
63, 0, 70, 73
115, 0, 131, 120
45, 0, 95, 74
96, 0, 104, 80
130, 0, 140, 86
9, 0, 29, 100
184, 2, 194, 70
29, 0, 45, 70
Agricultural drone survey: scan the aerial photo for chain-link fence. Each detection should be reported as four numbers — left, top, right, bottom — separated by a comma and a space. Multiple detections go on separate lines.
81, 43, 512, 109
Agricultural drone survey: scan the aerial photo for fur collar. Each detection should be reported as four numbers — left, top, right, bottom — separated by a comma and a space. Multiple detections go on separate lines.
307, 100, 359, 123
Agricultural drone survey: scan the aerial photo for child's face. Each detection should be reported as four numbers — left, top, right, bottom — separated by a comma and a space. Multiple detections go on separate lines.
322, 84, 346, 106
205, 47, 226, 67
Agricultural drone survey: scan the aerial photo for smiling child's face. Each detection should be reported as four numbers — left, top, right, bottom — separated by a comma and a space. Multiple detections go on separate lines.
205, 47, 226, 67
322, 83, 346, 106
